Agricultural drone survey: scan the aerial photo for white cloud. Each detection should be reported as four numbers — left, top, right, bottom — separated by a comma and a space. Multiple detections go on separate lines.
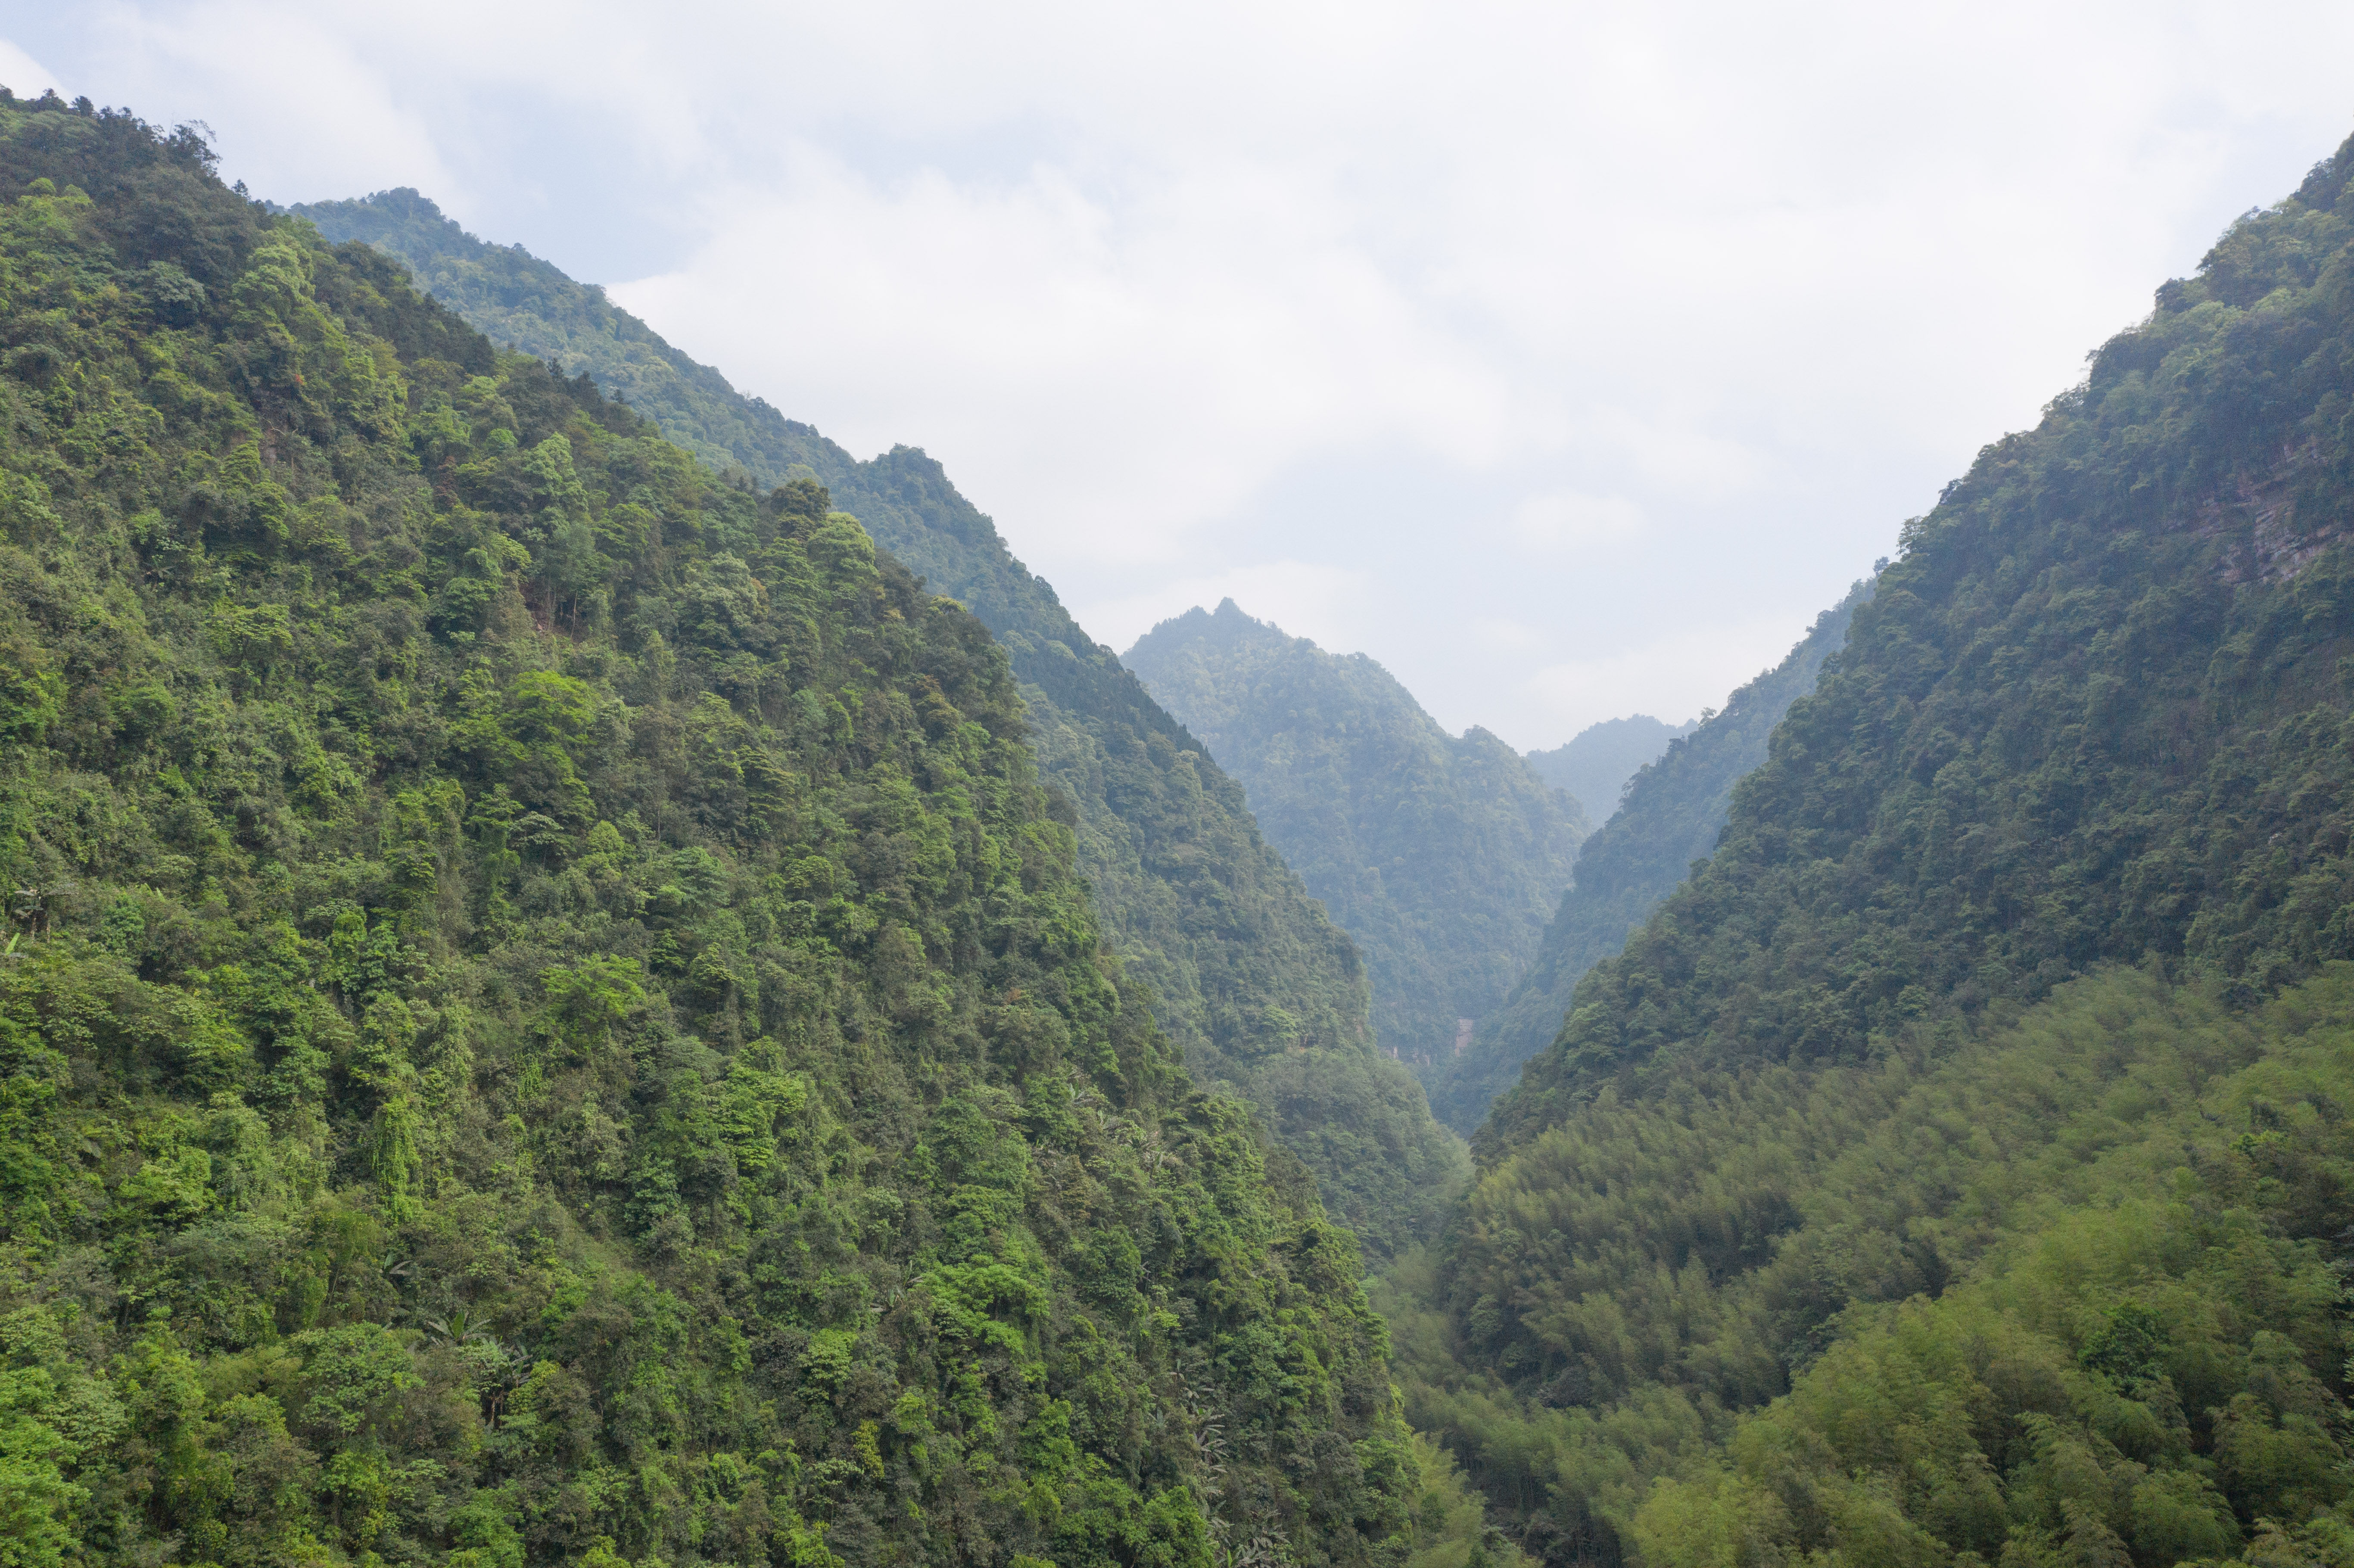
0, 38, 61, 97
9, 0, 2354, 745
609, 148, 1515, 570
7, 6, 457, 204
1511, 493, 1646, 554
1520, 613, 1821, 737
1471, 618, 1551, 657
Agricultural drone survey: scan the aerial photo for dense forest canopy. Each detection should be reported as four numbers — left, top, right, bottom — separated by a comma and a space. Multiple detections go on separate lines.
1124, 601, 1587, 1085
288, 188, 1467, 1254
0, 91, 1507, 1568
1423, 586, 1864, 1135
1521, 718, 1693, 831
19, 71, 2354, 1568
1387, 966, 2354, 1567
1378, 128, 2354, 1568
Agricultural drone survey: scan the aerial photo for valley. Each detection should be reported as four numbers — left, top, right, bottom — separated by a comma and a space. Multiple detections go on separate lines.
3, 83, 2354, 1568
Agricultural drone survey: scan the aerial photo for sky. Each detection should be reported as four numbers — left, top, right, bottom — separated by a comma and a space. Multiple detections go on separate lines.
6, 3, 2354, 747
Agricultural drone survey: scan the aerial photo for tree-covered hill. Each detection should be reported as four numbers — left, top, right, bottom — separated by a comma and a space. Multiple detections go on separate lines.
286, 187, 1465, 1254
1423, 585, 1864, 1134
1488, 134, 2354, 1146
1522, 716, 1692, 829
1123, 601, 1589, 1083
1393, 130, 2354, 1567
1388, 966, 2354, 1567
0, 92, 1442, 1567
280, 189, 805, 492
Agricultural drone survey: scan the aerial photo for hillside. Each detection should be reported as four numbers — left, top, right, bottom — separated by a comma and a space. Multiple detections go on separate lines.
288, 188, 1465, 1251
1392, 131, 2354, 1565
0, 94, 1435, 1568
1522, 715, 1692, 826
1423, 584, 1865, 1134
1124, 601, 1588, 1079
1388, 968, 2354, 1566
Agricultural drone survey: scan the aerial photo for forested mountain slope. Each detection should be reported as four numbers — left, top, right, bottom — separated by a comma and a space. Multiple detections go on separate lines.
283, 189, 809, 492
1390, 131, 2354, 1568
0, 94, 1434, 1568
1388, 968, 2354, 1567
1489, 141, 2354, 1141
289, 188, 1464, 1251
1522, 716, 1692, 828
1124, 601, 1588, 1080
1423, 584, 1864, 1134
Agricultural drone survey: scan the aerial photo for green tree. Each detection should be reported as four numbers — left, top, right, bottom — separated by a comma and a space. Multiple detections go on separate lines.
293, 185, 1465, 1255
0, 91, 1413, 1568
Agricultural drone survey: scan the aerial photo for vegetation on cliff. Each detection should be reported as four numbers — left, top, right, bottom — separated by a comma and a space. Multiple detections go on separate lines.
1389, 131, 2354, 1568
34, 77, 2354, 1568
290, 189, 1465, 1252
1521, 717, 1691, 830
1124, 602, 1587, 1083
1423, 586, 1863, 1134
0, 94, 1426, 1567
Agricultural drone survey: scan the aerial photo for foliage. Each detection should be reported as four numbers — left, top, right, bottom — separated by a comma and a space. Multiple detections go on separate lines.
1125, 600, 1589, 1084
1490, 132, 2354, 1150
1426, 586, 1863, 1135
282, 188, 790, 489
1521, 717, 1694, 830
1395, 131, 2354, 1567
286, 189, 1462, 1255
1388, 965, 2354, 1566
0, 94, 1417, 1567
1399, 1433, 1529, 1568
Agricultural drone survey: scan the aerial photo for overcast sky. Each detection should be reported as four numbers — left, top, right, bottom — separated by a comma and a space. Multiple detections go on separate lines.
8, 4, 2354, 746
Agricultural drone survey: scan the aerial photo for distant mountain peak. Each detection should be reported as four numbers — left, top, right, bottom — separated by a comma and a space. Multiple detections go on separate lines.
1524, 711, 1700, 823
1128, 606, 1589, 1076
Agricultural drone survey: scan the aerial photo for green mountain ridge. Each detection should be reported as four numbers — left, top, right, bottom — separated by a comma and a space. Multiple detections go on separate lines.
1383, 128, 2354, 1568
1424, 583, 1866, 1136
1523, 716, 1694, 828
0, 93, 1479, 1568
285, 187, 1466, 1253
1122, 600, 1589, 1083
18, 81, 2354, 1568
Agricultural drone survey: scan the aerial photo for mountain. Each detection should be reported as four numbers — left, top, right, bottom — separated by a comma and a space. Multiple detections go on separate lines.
1123, 601, 1589, 1078
1522, 715, 1694, 825
1422, 584, 1866, 1134
1386, 131, 2354, 1565
0, 93, 1434, 1568
287, 188, 1466, 1251
279, 188, 809, 491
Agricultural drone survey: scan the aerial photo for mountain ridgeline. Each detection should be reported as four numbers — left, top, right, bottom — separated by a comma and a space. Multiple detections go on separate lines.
1522, 715, 1693, 827
1423, 584, 1866, 1135
1124, 601, 1589, 1083
0, 95, 1463, 1568
18, 78, 2354, 1568
288, 187, 1466, 1251
1380, 131, 2354, 1568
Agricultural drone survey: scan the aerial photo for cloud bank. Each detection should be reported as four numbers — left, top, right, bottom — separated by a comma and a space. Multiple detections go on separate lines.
11, 2, 2354, 742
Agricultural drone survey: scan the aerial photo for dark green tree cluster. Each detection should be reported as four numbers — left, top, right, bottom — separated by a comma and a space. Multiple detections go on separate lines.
288, 190, 1461, 1254
1384, 131, 2354, 1566
279, 188, 789, 490
1386, 967, 2354, 1566
1521, 718, 1692, 831
1423, 586, 1864, 1135
1123, 602, 1589, 1087
0, 93, 1418, 1567
1492, 137, 2354, 1142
